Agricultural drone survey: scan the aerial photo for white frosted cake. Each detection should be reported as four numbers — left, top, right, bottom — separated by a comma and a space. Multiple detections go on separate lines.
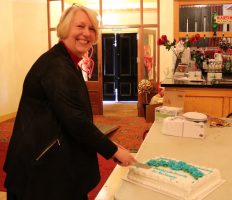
127, 157, 223, 200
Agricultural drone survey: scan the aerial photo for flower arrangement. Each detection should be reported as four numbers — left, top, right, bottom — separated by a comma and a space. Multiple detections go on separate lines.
157, 34, 201, 60
138, 79, 153, 103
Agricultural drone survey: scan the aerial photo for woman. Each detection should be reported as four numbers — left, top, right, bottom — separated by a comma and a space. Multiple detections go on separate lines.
4, 4, 136, 200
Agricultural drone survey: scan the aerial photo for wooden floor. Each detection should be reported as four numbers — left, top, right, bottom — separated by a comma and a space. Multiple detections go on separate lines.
103, 101, 138, 117
0, 192, 4, 200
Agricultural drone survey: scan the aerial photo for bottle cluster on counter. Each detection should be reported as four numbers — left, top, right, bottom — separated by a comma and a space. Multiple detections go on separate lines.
173, 48, 232, 85
202, 55, 232, 73
191, 48, 232, 73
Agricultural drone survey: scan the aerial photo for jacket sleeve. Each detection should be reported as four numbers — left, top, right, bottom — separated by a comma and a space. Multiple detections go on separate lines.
40, 57, 117, 159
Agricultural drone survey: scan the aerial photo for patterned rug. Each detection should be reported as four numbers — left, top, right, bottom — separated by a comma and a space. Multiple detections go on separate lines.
0, 116, 152, 195
94, 115, 152, 152
0, 118, 15, 143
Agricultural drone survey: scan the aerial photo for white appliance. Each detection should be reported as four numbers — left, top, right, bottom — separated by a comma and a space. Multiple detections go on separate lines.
161, 117, 183, 137
182, 120, 205, 139
162, 114, 206, 139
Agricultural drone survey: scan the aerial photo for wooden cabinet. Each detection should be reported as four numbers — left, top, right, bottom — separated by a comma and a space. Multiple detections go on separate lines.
164, 87, 232, 117
229, 97, 232, 115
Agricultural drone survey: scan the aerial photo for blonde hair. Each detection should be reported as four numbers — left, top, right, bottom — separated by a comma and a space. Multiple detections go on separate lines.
57, 4, 99, 44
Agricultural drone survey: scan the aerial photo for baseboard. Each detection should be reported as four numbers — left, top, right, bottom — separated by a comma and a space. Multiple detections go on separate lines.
0, 112, 16, 123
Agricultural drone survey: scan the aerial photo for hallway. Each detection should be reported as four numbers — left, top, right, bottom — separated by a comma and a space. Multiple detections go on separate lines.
103, 101, 138, 117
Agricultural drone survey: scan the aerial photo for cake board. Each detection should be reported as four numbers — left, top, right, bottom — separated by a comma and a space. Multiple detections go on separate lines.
114, 175, 225, 200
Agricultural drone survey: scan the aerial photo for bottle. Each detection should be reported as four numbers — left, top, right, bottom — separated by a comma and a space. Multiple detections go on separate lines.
224, 57, 231, 72
230, 55, 232, 72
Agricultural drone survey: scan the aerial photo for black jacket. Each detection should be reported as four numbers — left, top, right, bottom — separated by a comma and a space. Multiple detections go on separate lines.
3, 42, 117, 200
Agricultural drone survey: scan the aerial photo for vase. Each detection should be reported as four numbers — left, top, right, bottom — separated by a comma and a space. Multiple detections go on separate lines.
174, 58, 182, 73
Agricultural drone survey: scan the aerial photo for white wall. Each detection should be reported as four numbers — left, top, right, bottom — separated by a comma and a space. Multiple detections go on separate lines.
0, 0, 15, 117
0, 0, 48, 118
159, 0, 174, 82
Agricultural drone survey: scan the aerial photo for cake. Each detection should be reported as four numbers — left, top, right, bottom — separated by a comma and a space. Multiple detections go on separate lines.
127, 157, 223, 200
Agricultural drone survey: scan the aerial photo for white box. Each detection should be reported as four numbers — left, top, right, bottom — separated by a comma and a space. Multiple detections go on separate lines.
155, 106, 183, 122
161, 117, 205, 139
161, 117, 183, 136
207, 73, 222, 82
188, 71, 202, 80
183, 120, 205, 139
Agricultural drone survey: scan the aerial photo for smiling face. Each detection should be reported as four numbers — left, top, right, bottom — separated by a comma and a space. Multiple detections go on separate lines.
62, 10, 96, 58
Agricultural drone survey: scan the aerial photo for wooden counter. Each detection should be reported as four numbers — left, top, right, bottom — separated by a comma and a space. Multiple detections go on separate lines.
161, 78, 232, 117
96, 120, 232, 200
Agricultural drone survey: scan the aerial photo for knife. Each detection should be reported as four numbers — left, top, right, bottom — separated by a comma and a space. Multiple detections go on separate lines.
113, 158, 152, 169
132, 162, 152, 169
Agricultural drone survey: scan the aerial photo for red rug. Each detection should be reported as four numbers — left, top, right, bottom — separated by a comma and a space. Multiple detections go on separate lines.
88, 154, 116, 200
0, 116, 152, 197
0, 118, 14, 143
0, 118, 14, 192
0, 142, 8, 192
94, 115, 152, 152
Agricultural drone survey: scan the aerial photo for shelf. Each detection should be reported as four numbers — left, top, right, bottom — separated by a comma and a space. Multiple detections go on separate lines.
179, 32, 232, 38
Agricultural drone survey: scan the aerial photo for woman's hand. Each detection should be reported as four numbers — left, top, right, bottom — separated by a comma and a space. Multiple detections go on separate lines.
112, 143, 137, 167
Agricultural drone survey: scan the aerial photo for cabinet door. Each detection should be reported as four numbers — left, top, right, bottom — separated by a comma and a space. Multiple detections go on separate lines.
229, 98, 232, 116
184, 96, 223, 117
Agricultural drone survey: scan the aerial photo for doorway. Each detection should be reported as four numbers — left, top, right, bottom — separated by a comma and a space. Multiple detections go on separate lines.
102, 33, 138, 101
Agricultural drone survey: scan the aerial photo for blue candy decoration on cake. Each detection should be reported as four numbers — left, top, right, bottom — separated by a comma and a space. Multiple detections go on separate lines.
146, 158, 204, 179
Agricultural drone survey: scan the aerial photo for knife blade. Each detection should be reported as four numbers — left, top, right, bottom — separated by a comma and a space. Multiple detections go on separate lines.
133, 162, 152, 169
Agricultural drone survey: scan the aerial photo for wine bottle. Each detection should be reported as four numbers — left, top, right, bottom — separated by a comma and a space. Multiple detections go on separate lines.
224, 57, 231, 72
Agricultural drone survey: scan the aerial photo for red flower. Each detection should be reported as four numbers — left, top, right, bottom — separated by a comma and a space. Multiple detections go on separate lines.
161, 35, 167, 42
189, 37, 197, 44
157, 35, 168, 45
157, 38, 165, 45
189, 34, 201, 45
157, 33, 201, 59
195, 33, 201, 41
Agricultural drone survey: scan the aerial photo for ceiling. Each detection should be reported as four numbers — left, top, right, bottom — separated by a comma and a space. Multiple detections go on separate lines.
65, 0, 157, 6
65, 0, 156, 3
64, 0, 157, 10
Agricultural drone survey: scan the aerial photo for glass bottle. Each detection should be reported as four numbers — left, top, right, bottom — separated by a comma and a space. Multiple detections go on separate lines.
230, 55, 232, 72
224, 57, 231, 72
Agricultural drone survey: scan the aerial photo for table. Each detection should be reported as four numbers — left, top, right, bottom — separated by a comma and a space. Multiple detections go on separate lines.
95, 120, 232, 200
